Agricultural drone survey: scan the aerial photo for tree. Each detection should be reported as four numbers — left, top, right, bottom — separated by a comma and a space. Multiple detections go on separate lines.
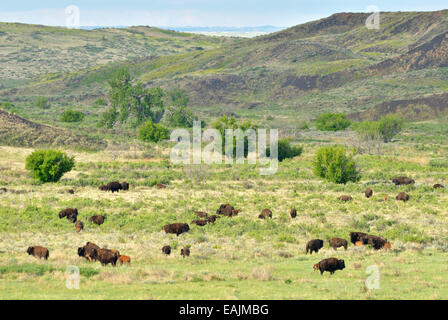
101, 68, 164, 128
25, 150, 75, 183
352, 120, 383, 154
138, 119, 169, 143
163, 88, 199, 128
267, 138, 303, 162
167, 87, 189, 108
313, 146, 360, 184
315, 113, 351, 131
378, 114, 403, 142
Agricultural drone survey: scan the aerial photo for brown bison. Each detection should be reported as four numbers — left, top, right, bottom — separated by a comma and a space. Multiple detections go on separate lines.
0, 187, 7, 193
350, 232, 368, 244
192, 220, 208, 227
396, 192, 410, 202
329, 238, 348, 250
78, 242, 100, 262
98, 185, 108, 191
162, 246, 171, 255
157, 183, 167, 189
433, 184, 444, 189
306, 239, 324, 254
162, 223, 190, 236
118, 255, 131, 266
207, 215, 219, 223
58, 208, 78, 223
67, 189, 75, 194
313, 263, 319, 272
392, 177, 415, 186
99, 181, 122, 193
75, 221, 84, 233
365, 188, 373, 198
216, 204, 239, 217
89, 215, 106, 225
365, 235, 389, 250
316, 258, 345, 275
181, 246, 190, 258
194, 211, 208, 218
27, 246, 49, 260
121, 182, 129, 191
258, 208, 272, 219
91, 248, 119, 266
290, 208, 297, 218
338, 195, 352, 202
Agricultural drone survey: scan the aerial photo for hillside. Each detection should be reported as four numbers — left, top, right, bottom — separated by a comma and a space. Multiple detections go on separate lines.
1, 10, 448, 122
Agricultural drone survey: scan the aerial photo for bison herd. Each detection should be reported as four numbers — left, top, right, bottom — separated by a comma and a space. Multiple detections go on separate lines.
23, 176, 444, 276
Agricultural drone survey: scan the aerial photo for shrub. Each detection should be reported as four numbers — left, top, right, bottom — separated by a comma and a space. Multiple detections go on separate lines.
93, 97, 108, 106
315, 113, 351, 131
34, 96, 50, 109
25, 150, 75, 183
378, 114, 404, 142
60, 110, 84, 123
313, 146, 360, 184
163, 105, 195, 128
267, 138, 303, 162
138, 119, 169, 142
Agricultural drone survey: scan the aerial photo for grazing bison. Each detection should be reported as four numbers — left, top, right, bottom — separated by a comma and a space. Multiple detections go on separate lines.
365, 188, 373, 198
216, 204, 239, 217
162, 246, 171, 255
89, 215, 106, 225
121, 182, 129, 191
329, 238, 348, 250
67, 189, 75, 194
338, 195, 352, 202
181, 247, 190, 258
162, 223, 190, 236
98, 185, 108, 191
107, 181, 122, 193
433, 184, 444, 189
290, 208, 297, 218
350, 232, 368, 244
365, 235, 389, 250
78, 242, 100, 262
392, 177, 415, 186
91, 248, 119, 266
0, 187, 7, 193
156, 183, 167, 189
58, 208, 78, 223
207, 215, 218, 223
317, 258, 345, 275
396, 192, 410, 202
118, 255, 131, 266
258, 209, 272, 219
75, 221, 84, 233
194, 211, 208, 218
306, 239, 324, 254
192, 219, 208, 227
27, 246, 49, 260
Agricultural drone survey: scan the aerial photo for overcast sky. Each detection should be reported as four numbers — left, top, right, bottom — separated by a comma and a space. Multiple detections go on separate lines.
1, 1, 447, 27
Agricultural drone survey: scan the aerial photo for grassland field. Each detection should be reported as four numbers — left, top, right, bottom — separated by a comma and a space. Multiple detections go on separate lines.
0, 121, 447, 299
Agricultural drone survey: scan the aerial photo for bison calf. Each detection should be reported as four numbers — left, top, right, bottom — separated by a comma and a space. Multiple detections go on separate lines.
75, 221, 84, 233
317, 258, 345, 275
118, 255, 131, 266
329, 238, 348, 250
27, 246, 49, 260
306, 239, 324, 254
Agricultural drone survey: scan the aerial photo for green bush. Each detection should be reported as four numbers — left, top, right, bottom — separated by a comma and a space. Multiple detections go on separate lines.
267, 138, 303, 162
313, 146, 360, 184
25, 150, 75, 183
60, 110, 84, 123
138, 119, 169, 142
34, 96, 50, 109
315, 113, 351, 131
93, 97, 108, 106
378, 114, 404, 142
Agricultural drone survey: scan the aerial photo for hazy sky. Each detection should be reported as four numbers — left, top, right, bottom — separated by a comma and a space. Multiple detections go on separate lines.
1, 1, 447, 27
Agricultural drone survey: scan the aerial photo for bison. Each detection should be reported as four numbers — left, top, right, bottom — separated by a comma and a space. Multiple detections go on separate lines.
433, 184, 444, 189
162, 246, 171, 255
313, 263, 319, 272
58, 208, 78, 223
290, 208, 297, 218
258, 208, 272, 219
92, 248, 119, 266
98, 185, 108, 191
78, 242, 100, 262
216, 204, 239, 217
121, 182, 129, 191
192, 219, 208, 227
316, 258, 345, 275
350, 232, 368, 244
392, 177, 415, 186
329, 238, 348, 250
75, 221, 84, 233
118, 255, 131, 266
338, 195, 352, 202
181, 246, 190, 258
306, 239, 324, 254
89, 215, 106, 225
396, 192, 410, 202
27, 246, 49, 260
207, 215, 218, 223
67, 189, 75, 194
365, 235, 389, 250
0, 187, 7, 193
162, 223, 190, 236
365, 188, 373, 198
156, 183, 167, 189
194, 211, 208, 218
